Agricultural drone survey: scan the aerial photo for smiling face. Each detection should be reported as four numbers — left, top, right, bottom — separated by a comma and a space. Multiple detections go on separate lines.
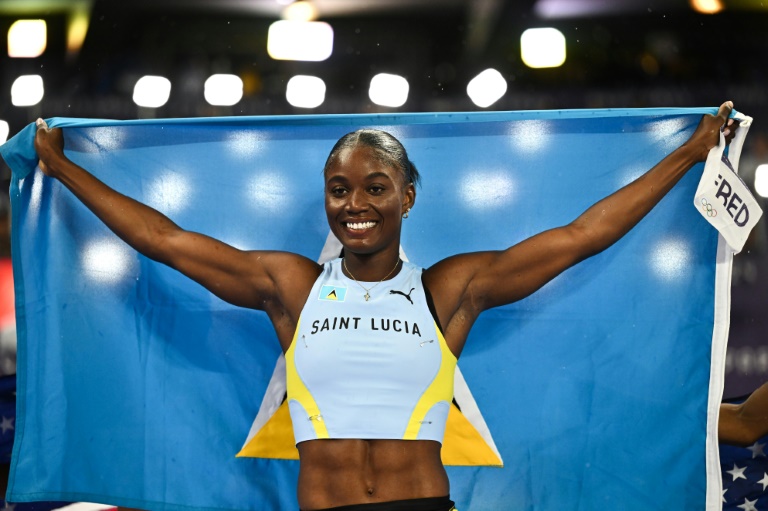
324, 144, 415, 257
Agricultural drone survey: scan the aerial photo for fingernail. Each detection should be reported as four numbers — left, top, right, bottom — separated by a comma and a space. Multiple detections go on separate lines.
728, 119, 734, 126
723, 128, 731, 137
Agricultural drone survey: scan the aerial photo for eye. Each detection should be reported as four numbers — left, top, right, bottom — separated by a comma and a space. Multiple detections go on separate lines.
368, 184, 385, 194
329, 186, 347, 197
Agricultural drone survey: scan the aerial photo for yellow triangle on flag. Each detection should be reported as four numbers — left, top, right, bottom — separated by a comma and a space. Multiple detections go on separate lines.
237, 400, 299, 459
441, 403, 502, 466
326, 289, 338, 300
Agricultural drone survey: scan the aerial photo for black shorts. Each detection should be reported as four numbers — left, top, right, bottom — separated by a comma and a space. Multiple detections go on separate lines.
303, 496, 456, 511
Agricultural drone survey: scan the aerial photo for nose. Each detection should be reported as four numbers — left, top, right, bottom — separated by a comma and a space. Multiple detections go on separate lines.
346, 188, 368, 212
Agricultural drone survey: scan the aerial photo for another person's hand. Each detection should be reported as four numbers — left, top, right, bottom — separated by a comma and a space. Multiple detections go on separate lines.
33, 118, 65, 177
685, 101, 736, 162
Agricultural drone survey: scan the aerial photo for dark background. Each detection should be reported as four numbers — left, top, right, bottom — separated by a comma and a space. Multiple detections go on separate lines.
0, 0, 766, 397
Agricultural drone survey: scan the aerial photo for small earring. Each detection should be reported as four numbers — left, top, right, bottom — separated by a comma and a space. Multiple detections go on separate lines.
403, 208, 410, 219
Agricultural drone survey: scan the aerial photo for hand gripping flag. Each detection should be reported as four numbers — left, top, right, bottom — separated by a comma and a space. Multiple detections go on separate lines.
694, 112, 762, 254
0, 108, 750, 511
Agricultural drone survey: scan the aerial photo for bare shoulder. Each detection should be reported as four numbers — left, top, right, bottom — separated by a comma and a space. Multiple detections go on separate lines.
243, 251, 323, 349
209, 249, 321, 312
423, 252, 498, 292
252, 250, 323, 292
422, 251, 499, 320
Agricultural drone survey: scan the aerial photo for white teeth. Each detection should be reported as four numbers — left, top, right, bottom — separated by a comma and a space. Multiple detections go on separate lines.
346, 221, 376, 230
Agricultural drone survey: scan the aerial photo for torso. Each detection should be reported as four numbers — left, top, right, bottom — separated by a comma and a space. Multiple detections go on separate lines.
262, 255, 479, 509
296, 439, 448, 510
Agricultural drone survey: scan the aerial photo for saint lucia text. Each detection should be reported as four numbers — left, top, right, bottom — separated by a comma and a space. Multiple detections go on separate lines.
310, 316, 423, 337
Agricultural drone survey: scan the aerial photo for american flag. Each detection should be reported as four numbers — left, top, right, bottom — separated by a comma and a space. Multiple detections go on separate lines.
0, 374, 15, 465
720, 428, 768, 510
0, 375, 72, 511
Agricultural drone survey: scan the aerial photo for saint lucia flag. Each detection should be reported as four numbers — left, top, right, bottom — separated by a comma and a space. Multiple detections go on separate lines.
0, 108, 746, 510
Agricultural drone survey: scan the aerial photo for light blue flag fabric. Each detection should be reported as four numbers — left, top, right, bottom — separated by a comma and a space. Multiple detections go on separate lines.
0, 109, 732, 511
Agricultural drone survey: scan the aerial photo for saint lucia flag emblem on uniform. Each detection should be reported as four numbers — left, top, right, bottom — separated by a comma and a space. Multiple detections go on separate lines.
319, 285, 346, 302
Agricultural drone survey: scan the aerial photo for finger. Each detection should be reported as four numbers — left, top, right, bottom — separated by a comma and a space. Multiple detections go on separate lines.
35, 118, 48, 130
716, 101, 734, 124
724, 119, 740, 138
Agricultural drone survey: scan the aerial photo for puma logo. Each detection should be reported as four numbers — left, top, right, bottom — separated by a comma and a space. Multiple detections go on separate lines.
390, 288, 415, 304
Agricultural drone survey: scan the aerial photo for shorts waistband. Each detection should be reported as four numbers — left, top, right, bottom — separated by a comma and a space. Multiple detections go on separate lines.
303, 495, 456, 511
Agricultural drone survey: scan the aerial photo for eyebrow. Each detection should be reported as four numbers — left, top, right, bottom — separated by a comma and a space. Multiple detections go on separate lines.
326, 171, 396, 183
364, 171, 395, 181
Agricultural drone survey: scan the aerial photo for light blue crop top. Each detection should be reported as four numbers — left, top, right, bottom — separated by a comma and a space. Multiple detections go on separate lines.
285, 258, 457, 444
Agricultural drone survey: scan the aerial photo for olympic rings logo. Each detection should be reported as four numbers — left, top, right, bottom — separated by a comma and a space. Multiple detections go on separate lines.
700, 198, 717, 217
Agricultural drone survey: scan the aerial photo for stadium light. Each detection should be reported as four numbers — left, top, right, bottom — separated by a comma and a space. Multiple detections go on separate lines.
8, 20, 47, 58
0, 121, 9, 144
690, 0, 724, 14
283, 1, 318, 21
67, 9, 90, 57
133, 76, 171, 108
204, 74, 243, 106
11, 75, 44, 106
267, 20, 333, 61
286, 75, 326, 109
466, 69, 507, 108
369, 73, 409, 108
755, 164, 768, 198
521, 28, 566, 68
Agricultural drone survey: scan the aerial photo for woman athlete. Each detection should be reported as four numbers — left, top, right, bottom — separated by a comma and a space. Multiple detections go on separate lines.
33, 101, 736, 511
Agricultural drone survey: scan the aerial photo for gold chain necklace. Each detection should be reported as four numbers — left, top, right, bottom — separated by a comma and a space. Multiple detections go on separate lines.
343, 257, 401, 301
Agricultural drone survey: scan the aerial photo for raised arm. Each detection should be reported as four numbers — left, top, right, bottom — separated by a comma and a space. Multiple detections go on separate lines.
426, 102, 735, 344
719, 381, 768, 447
33, 120, 320, 326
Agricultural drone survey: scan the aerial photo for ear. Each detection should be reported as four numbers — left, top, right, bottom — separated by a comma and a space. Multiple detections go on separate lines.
402, 182, 416, 214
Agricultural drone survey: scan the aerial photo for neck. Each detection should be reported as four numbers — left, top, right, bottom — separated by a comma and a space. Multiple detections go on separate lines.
342, 251, 401, 282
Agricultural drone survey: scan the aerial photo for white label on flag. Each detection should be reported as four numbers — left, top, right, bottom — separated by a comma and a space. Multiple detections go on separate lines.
693, 113, 762, 254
